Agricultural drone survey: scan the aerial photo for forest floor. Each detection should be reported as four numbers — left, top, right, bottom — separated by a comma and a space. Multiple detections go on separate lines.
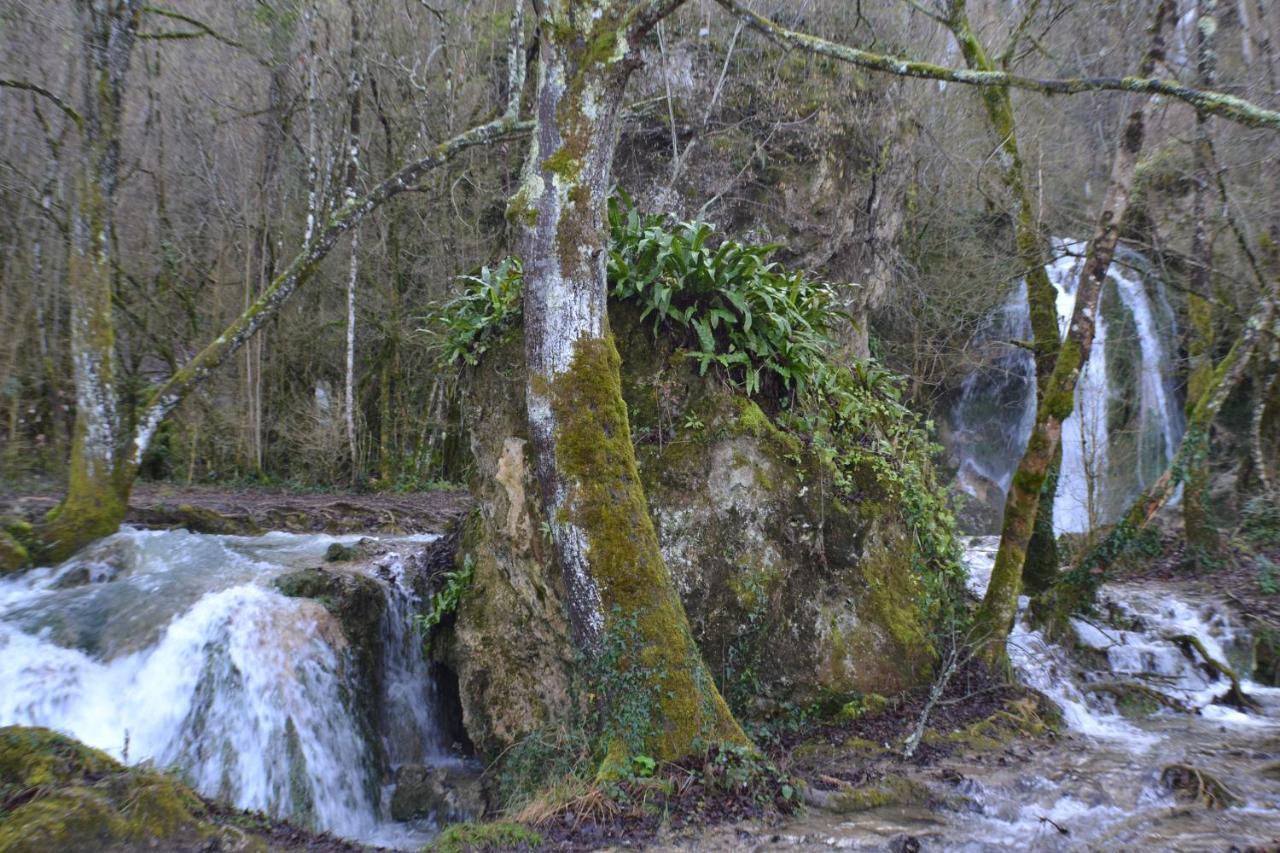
522, 668, 1047, 852
0, 481, 472, 537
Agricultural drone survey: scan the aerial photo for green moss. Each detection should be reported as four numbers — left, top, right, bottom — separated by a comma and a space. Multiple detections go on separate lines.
820, 774, 930, 814
549, 336, 749, 766
0, 726, 214, 853
429, 820, 543, 852
0, 530, 29, 575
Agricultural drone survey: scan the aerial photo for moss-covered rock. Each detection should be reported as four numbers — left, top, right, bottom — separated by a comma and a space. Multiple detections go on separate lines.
804, 773, 931, 814
0, 726, 261, 853
449, 303, 938, 760
272, 565, 388, 778
428, 820, 542, 852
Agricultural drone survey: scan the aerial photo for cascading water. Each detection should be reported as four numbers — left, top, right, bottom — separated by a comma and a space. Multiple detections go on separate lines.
761, 540, 1280, 849
949, 240, 1185, 535
0, 527, 456, 849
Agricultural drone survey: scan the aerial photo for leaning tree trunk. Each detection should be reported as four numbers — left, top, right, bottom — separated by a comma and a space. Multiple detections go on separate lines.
39, 1, 142, 563
946, 1, 1062, 588
974, 0, 1172, 668
513, 0, 747, 773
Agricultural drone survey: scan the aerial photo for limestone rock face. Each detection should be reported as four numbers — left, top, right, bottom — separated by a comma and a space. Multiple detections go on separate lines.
449, 306, 935, 758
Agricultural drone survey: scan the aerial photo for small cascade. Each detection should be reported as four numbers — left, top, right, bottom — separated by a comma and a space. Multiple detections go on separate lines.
945, 537, 1280, 848
963, 536, 1276, 733
949, 240, 1184, 535
372, 549, 451, 766
0, 527, 451, 848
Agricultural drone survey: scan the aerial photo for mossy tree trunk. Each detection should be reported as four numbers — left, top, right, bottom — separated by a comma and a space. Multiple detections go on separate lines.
1182, 0, 1222, 565
513, 0, 749, 771
944, 0, 1062, 582
974, 0, 1172, 669
38, 1, 143, 563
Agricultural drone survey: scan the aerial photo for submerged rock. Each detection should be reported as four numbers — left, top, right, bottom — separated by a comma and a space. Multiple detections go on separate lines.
273, 565, 388, 775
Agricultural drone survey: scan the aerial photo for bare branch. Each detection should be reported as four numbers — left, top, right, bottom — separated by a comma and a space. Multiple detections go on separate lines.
129, 115, 533, 465
712, 0, 1280, 131
0, 79, 82, 128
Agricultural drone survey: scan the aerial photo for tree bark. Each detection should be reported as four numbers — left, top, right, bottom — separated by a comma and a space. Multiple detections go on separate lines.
39, 1, 142, 563
973, 1, 1172, 667
513, 0, 748, 771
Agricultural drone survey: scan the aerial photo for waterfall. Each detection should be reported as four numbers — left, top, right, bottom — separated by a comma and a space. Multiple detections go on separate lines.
949, 239, 1184, 535
0, 528, 450, 847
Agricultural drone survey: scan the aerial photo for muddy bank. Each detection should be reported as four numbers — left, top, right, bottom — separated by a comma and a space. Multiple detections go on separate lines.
0, 484, 471, 538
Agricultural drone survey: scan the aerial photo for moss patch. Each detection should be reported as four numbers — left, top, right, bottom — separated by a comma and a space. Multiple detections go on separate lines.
428, 820, 543, 852
549, 335, 749, 766
0, 726, 218, 853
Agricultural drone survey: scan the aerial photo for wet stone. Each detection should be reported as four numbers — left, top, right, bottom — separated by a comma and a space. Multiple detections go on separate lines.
389, 762, 485, 823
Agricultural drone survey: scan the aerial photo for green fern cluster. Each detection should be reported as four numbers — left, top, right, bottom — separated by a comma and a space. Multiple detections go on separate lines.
606, 193, 837, 395
434, 196, 962, 602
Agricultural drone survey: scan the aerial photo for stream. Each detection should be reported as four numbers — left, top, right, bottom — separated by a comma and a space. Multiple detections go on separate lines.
0, 527, 458, 850
3, 529, 1278, 850
751, 537, 1280, 851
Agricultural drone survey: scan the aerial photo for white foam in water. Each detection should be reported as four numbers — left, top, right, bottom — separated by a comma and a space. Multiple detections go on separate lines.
0, 527, 446, 847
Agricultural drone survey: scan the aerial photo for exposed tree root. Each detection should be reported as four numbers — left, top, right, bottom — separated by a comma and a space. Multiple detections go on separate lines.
1160, 763, 1243, 808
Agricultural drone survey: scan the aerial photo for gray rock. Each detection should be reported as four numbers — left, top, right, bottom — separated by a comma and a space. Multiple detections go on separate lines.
390, 762, 486, 823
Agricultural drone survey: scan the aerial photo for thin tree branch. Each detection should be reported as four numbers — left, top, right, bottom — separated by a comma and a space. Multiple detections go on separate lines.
712, 0, 1280, 131
129, 115, 533, 465
0, 79, 82, 128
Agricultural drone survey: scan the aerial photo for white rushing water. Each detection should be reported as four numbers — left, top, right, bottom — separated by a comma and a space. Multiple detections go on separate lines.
952, 537, 1280, 849
950, 240, 1184, 536
0, 527, 451, 847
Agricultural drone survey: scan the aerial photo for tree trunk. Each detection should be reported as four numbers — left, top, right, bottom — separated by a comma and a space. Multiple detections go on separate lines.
514, 0, 747, 772
1182, 0, 1222, 564
946, 0, 1063, 585
38, 1, 142, 563
974, 0, 1172, 668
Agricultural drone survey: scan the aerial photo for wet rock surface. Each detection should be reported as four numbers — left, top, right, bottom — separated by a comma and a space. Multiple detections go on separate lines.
389, 762, 486, 823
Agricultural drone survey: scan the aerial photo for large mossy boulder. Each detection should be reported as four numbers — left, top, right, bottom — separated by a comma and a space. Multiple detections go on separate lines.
446, 305, 937, 760
0, 726, 259, 853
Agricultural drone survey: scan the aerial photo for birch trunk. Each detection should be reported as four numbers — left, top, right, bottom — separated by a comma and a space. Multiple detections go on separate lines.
514, 0, 747, 771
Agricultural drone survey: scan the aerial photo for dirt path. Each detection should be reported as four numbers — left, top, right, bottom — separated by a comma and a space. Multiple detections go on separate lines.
0, 482, 472, 537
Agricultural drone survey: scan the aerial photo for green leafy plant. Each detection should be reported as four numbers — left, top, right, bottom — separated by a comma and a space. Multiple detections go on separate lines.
607, 192, 839, 396
416, 554, 476, 653
433, 195, 964, 611
436, 258, 524, 366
